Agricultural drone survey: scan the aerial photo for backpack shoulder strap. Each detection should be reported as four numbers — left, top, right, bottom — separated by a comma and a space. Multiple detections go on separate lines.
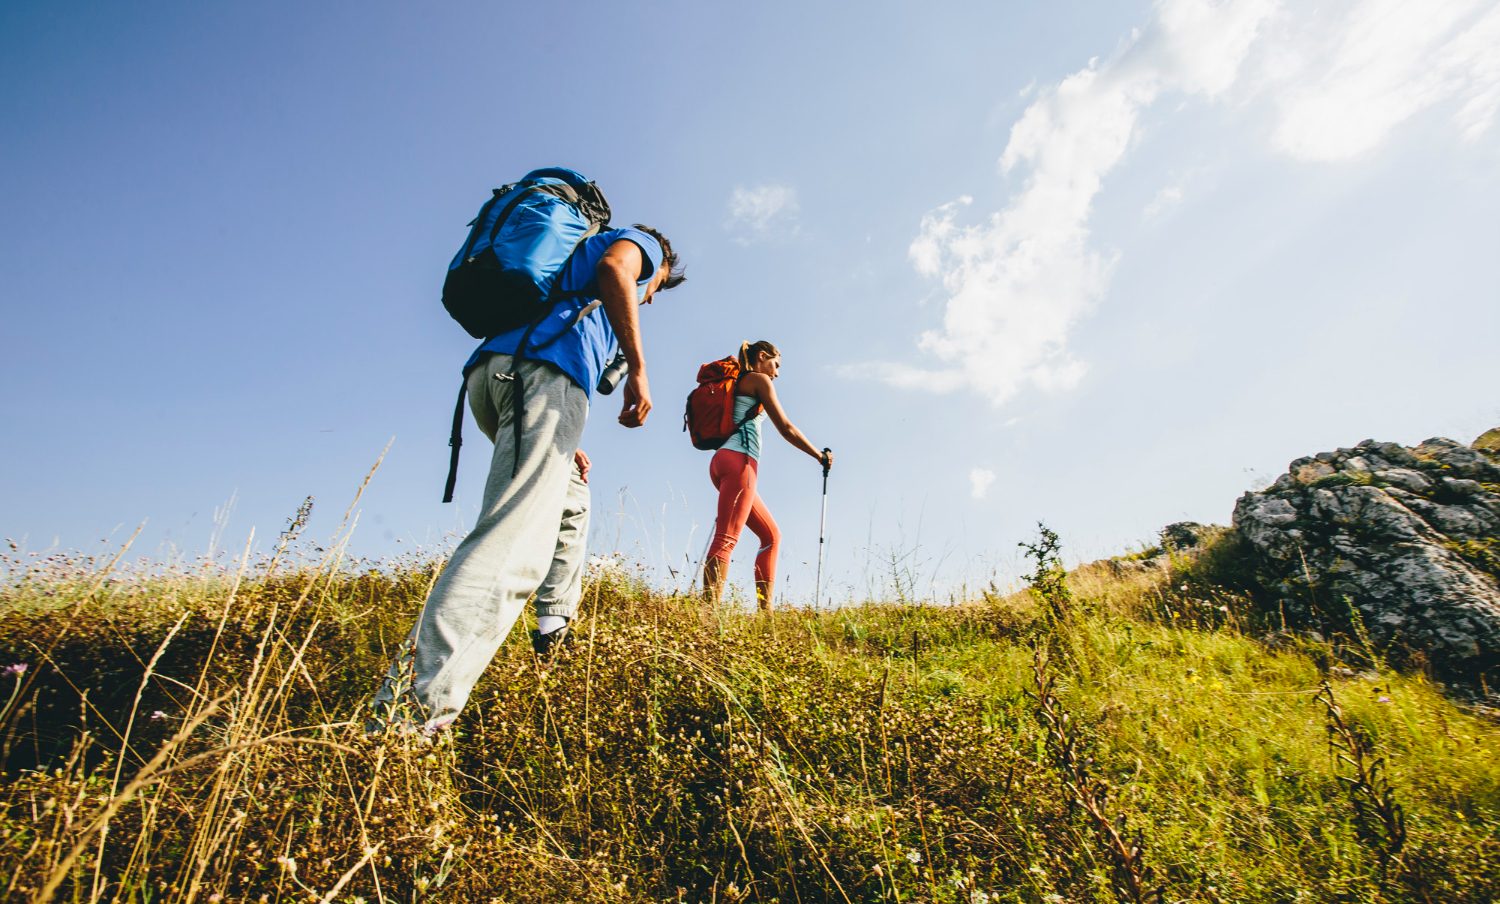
442, 377, 468, 503
734, 374, 764, 423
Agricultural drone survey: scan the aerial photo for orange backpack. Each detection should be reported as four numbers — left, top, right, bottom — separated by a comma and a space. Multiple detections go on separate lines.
684, 357, 760, 450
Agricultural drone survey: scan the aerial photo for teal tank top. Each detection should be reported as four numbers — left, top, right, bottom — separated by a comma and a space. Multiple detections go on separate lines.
719, 394, 763, 460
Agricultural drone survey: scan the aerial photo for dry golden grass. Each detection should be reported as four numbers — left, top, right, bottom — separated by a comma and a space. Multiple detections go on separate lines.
0, 526, 1497, 903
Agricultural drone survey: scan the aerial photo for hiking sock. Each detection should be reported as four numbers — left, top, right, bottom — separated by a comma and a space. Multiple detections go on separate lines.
531, 616, 572, 656
536, 614, 569, 636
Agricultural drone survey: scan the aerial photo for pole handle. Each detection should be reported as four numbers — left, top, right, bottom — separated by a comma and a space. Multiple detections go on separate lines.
821, 447, 832, 478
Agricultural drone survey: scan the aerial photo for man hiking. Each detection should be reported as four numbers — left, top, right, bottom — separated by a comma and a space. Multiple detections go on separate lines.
369, 223, 683, 735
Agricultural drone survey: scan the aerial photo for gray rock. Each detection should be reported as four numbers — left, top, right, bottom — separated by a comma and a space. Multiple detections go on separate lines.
1442, 477, 1484, 498
1375, 468, 1432, 493
1160, 521, 1214, 551
1232, 433, 1500, 676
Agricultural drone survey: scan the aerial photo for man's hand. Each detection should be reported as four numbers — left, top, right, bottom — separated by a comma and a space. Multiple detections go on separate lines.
573, 449, 591, 483
619, 372, 652, 427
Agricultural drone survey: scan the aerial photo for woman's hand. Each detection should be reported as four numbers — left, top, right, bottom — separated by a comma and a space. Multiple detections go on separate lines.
820, 448, 834, 472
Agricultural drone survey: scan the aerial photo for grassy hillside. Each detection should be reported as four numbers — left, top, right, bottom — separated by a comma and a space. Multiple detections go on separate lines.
0, 531, 1497, 903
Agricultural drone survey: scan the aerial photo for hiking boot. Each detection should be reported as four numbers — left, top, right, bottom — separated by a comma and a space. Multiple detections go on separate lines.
530, 623, 572, 658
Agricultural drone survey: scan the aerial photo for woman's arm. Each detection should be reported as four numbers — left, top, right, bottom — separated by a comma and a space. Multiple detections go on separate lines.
742, 373, 828, 466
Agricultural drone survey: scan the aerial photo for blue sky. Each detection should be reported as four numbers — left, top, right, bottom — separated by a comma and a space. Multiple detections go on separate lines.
4, 1, 1497, 603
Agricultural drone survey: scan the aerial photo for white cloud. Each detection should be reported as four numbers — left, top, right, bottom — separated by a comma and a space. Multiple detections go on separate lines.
835, 360, 968, 393
969, 468, 997, 500
908, 196, 971, 276
1143, 182, 1185, 219
1265, 1, 1500, 160
726, 183, 799, 243
875, 0, 1500, 405
883, 0, 1276, 406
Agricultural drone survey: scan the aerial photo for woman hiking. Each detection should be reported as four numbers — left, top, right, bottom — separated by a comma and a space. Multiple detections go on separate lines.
703, 340, 833, 610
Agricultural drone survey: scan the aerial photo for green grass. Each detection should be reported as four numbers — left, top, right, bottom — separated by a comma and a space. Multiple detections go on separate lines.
1446, 537, 1500, 580
0, 536, 1497, 903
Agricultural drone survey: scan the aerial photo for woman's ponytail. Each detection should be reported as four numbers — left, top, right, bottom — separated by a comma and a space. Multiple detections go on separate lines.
737, 340, 780, 373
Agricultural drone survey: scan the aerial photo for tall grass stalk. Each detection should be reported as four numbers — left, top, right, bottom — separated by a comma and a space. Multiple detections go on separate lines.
1317, 679, 1409, 883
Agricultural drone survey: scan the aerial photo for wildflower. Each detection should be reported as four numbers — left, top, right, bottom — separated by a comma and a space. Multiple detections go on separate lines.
906, 850, 922, 865
1377, 695, 1391, 704
872, 864, 884, 877
4, 663, 27, 677
971, 892, 993, 904
150, 710, 168, 721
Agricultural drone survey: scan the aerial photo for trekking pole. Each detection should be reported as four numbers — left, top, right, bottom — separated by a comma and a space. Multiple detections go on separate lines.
815, 448, 831, 609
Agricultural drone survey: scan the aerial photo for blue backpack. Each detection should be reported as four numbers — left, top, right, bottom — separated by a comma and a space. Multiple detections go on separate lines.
440, 167, 612, 503
442, 167, 612, 339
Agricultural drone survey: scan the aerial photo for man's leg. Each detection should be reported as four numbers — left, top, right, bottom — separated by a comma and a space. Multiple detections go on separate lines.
532, 466, 590, 652
371, 354, 587, 730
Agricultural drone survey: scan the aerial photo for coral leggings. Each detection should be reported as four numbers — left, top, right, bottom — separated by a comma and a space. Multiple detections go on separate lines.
706, 449, 781, 597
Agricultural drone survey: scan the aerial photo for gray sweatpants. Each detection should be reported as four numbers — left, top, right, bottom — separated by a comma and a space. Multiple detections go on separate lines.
373, 353, 589, 729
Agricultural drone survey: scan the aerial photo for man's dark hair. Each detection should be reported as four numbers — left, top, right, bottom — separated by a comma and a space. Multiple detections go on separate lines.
633, 224, 685, 291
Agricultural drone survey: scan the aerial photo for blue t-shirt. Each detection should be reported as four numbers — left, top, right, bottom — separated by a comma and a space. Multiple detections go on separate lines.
463, 227, 663, 397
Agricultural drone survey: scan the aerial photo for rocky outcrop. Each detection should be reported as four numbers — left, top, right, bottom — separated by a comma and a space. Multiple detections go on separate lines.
1159, 521, 1216, 552
1232, 434, 1500, 675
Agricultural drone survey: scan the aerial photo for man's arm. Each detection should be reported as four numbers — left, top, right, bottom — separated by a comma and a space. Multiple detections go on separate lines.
595, 240, 652, 427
